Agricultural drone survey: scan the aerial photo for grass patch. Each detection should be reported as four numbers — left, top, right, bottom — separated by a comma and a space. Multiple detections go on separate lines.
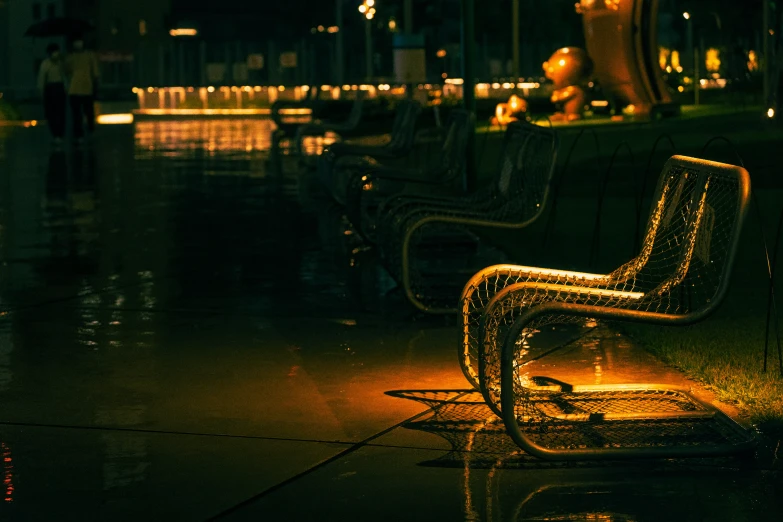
624, 318, 783, 428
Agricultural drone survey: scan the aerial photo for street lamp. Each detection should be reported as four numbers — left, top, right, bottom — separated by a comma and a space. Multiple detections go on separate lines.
359, 0, 376, 80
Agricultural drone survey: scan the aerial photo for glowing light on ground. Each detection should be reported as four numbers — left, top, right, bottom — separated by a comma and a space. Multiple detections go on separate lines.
97, 113, 134, 125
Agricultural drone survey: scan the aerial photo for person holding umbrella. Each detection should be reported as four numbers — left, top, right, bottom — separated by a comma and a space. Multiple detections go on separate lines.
37, 42, 67, 145
65, 38, 99, 144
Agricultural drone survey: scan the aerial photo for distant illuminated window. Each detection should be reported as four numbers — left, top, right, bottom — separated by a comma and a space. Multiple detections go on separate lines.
748, 50, 759, 72
139, 19, 147, 36
705, 48, 720, 72
671, 51, 681, 70
659, 47, 670, 70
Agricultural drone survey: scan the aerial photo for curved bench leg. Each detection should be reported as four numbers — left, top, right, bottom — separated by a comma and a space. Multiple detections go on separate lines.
499, 316, 757, 461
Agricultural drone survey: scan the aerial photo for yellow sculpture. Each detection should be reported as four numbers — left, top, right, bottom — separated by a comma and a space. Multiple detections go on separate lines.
492, 94, 528, 126
543, 47, 593, 121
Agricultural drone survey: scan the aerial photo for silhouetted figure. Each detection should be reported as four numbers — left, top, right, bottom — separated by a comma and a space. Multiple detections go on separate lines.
66, 39, 99, 144
38, 43, 67, 145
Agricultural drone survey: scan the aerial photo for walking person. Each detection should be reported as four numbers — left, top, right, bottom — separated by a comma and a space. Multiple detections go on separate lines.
38, 43, 67, 146
66, 39, 99, 144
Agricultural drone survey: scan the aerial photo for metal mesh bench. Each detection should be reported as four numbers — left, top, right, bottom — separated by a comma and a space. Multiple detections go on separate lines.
459, 155, 754, 460
374, 120, 558, 313
318, 99, 422, 204
343, 109, 475, 239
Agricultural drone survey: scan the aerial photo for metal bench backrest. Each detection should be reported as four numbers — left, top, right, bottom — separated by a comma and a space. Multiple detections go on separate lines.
484, 121, 558, 225
434, 109, 475, 182
386, 99, 422, 153
609, 156, 750, 314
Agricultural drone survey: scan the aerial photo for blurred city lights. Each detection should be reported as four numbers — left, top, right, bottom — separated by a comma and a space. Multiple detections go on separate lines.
97, 113, 134, 125
169, 28, 198, 37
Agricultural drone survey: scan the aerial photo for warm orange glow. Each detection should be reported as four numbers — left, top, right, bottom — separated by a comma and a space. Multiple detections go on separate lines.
436, 49, 447, 58
135, 120, 275, 154
97, 113, 134, 125
768, 108, 775, 118
683, 12, 690, 20
494, 94, 528, 125
445, 78, 464, 85
517, 82, 540, 89
359, 0, 375, 19
2, 443, 12, 503
169, 28, 198, 37
659, 48, 670, 70
327, 25, 339, 33
133, 108, 311, 117
705, 48, 720, 72
748, 50, 759, 72
671, 50, 681, 70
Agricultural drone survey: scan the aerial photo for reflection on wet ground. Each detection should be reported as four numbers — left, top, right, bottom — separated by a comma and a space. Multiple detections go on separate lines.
0, 122, 779, 521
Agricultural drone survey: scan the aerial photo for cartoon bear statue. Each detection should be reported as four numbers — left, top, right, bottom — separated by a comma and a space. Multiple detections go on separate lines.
543, 47, 594, 121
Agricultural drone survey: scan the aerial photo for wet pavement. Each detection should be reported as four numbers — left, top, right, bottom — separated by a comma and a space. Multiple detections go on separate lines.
0, 121, 780, 521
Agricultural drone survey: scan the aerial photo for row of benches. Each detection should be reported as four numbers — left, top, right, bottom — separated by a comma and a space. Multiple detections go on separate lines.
286, 98, 756, 461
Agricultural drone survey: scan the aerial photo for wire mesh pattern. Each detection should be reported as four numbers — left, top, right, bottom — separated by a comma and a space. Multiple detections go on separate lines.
317, 99, 422, 204
528, 388, 707, 418
461, 156, 749, 402
343, 110, 475, 239
374, 120, 558, 313
457, 156, 753, 459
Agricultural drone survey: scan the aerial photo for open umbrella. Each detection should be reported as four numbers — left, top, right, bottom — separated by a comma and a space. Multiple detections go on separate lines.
24, 17, 93, 38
